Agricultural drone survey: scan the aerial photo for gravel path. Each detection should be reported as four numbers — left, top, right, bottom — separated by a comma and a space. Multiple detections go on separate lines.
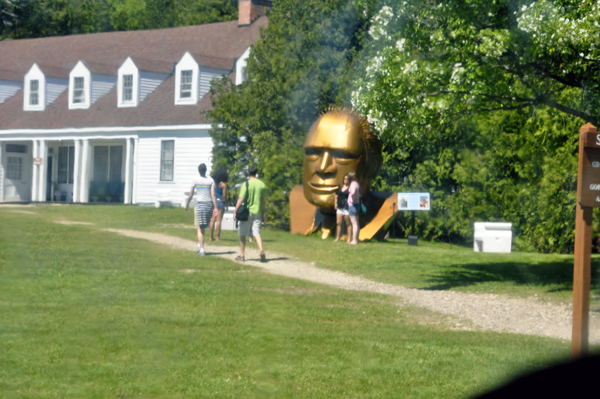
103, 228, 600, 343
3, 203, 596, 343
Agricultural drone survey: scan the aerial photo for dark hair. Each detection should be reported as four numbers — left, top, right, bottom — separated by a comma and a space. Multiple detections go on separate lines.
212, 169, 229, 185
198, 163, 207, 177
248, 165, 258, 177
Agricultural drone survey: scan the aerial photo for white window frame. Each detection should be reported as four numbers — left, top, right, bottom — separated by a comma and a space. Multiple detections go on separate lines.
174, 52, 199, 105
73, 77, 85, 103
69, 61, 91, 109
235, 46, 252, 85
160, 140, 175, 181
117, 57, 140, 108
23, 63, 46, 111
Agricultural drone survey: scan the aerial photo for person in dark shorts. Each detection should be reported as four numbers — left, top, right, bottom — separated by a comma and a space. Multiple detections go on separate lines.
185, 163, 218, 256
334, 173, 352, 242
233, 165, 267, 262
209, 169, 229, 241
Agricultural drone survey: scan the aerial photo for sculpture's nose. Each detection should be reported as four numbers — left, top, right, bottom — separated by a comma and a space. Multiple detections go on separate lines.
316, 151, 336, 175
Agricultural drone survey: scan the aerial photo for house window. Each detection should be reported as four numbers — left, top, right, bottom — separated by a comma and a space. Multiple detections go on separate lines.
6, 144, 27, 153
73, 77, 85, 103
6, 157, 23, 180
180, 70, 192, 98
57, 146, 75, 184
122, 74, 133, 102
160, 140, 174, 181
29, 80, 39, 106
93, 146, 123, 182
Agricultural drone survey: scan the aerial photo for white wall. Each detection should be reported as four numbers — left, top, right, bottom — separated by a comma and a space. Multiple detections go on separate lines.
199, 66, 229, 99
0, 80, 23, 105
134, 129, 213, 205
140, 71, 169, 102
46, 78, 68, 106
91, 74, 117, 104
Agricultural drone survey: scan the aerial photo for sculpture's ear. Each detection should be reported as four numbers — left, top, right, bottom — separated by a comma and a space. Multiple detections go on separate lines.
363, 148, 383, 179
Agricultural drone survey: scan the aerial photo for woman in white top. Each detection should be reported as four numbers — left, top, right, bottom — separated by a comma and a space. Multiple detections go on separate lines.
185, 163, 218, 256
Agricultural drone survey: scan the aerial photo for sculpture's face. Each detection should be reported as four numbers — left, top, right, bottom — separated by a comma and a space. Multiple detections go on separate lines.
303, 112, 366, 211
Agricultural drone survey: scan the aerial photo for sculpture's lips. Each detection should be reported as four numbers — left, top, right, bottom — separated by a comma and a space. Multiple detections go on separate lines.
308, 182, 338, 193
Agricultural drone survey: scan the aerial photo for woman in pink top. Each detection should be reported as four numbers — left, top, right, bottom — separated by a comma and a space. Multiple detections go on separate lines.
347, 172, 360, 245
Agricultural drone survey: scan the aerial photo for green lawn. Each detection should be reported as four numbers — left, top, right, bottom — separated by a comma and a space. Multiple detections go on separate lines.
0, 205, 588, 398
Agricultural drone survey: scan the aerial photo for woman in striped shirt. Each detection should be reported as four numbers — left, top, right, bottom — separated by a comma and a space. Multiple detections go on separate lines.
185, 163, 219, 256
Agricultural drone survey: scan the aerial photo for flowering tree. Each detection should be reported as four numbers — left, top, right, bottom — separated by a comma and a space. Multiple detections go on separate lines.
353, 0, 600, 141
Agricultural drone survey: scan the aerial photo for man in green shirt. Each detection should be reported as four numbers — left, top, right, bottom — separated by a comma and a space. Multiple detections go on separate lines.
234, 165, 267, 262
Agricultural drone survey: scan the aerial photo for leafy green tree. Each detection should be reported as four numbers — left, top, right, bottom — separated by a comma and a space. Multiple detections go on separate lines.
345, 0, 600, 252
178, 0, 238, 25
353, 0, 600, 140
208, 0, 377, 228
1, 0, 16, 38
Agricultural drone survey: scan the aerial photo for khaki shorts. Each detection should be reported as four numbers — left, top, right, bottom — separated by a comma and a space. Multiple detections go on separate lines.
239, 213, 262, 237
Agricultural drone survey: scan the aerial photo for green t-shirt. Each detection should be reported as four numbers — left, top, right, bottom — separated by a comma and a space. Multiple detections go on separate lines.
239, 178, 267, 215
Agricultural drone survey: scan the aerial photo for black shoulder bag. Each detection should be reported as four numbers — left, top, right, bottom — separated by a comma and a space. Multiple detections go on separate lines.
235, 180, 250, 221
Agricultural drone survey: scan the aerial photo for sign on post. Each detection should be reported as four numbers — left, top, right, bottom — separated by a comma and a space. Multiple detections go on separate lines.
572, 123, 597, 359
397, 192, 430, 211
33, 157, 43, 165
578, 130, 600, 207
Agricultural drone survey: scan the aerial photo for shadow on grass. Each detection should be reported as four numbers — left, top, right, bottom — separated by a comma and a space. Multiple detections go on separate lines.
423, 260, 600, 293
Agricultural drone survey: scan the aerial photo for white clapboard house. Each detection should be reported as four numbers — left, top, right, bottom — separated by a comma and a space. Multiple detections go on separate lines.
0, 0, 269, 206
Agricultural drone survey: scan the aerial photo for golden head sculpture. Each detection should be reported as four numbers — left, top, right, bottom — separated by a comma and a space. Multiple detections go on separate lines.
303, 108, 383, 213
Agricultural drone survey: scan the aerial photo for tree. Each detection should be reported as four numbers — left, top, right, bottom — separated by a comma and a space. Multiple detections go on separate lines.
352, 0, 600, 140
348, 0, 599, 252
208, 0, 378, 228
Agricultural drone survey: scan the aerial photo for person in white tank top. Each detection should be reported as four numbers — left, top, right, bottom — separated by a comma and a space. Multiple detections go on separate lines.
185, 163, 218, 256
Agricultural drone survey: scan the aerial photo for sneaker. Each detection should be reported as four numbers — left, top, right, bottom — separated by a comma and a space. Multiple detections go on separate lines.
199, 248, 205, 256
260, 252, 266, 263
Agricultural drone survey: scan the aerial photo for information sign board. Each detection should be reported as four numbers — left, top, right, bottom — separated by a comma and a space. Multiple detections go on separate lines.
578, 131, 600, 207
397, 192, 430, 211
33, 157, 43, 165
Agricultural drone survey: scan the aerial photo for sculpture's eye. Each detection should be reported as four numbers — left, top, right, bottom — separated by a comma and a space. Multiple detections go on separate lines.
333, 150, 359, 165
304, 148, 321, 157
332, 151, 358, 160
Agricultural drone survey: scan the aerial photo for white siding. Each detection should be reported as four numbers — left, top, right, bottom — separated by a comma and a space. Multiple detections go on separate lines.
46, 77, 68, 106
198, 67, 228, 99
90, 74, 117, 104
134, 130, 213, 206
139, 71, 169, 102
0, 80, 23, 105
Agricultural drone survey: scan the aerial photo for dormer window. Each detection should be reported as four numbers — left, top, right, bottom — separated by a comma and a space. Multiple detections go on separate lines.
180, 70, 193, 98
23, 63, 46, 111
73, 77, 85, 103
117, 57, 140, 108
29, 80, 39, 105
174, 52, 199, 105
69, 61, 92, 109
122, 74, 133, 102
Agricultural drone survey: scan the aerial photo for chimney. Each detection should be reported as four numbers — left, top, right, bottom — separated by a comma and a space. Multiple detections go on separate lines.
238, 0, 272, 26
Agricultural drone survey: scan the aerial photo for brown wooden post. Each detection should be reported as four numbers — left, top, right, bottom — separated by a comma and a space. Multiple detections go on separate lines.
572, 123, 598, 358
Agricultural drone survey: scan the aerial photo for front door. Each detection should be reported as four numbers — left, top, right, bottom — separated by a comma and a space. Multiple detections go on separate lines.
3, 144, 31, 201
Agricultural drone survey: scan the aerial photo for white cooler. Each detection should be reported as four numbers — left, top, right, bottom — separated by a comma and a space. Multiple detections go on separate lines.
474, 222, 512, 253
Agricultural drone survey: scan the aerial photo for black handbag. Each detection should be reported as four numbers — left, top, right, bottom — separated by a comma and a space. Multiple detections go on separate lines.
235, 180, 250, 221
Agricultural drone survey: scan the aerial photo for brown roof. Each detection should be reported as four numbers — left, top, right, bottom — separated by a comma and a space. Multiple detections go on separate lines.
0, 74, 216, 129
0, 17, 267, 129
